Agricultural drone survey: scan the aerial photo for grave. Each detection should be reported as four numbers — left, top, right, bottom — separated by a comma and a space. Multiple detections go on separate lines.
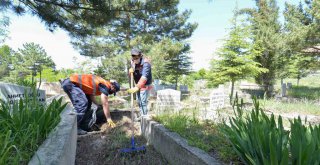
0, 82, 46, 105
209, 86, 225, 110
156, 89, 181, 113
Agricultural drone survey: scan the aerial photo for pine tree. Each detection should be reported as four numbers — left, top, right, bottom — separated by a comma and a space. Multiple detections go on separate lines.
239, 0, 282, 97
0, 45, 13, 80
283, 0, 320, 76
164, 43, 192, 89
209, 10, 267, 101
0, 13, 9, 43
71, 0, 197, 58
10, 43, 56, 83
0, 0, 148, 37
72, 0, 197, 85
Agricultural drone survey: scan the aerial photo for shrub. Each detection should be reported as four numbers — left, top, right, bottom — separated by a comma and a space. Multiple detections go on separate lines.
221, 96, 289, 164
222, 95, 320, 164
0, 93, 66, 164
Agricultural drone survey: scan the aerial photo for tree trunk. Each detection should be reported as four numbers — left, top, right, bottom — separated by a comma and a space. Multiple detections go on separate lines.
174, 77, 178, 90
230, 80, 235, 105
261, 72, 274, 98
126, 12, 132, 88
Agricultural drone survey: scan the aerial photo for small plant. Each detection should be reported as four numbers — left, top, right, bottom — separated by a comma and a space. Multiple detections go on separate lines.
290, 117, 320, 164
0, 92, 66, 164
16, 79, 36, 88
154, 112, 239, 163
222, 95, 320, 165
0, 131, 20, 164
221, 96, 290, 164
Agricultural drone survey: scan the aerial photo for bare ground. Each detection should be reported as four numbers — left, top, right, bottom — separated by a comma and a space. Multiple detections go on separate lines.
75, 113, 168, 165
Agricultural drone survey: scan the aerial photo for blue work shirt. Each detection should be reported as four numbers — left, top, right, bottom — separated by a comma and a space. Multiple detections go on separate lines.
132, 57, 152, 86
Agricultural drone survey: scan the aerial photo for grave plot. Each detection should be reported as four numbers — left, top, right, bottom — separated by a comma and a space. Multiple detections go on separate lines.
156, 89, 181, 113
75, 111, 168, 165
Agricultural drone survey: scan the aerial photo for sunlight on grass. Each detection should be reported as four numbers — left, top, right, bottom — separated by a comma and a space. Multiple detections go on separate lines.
259, 99, 320, 115
287, 86, 320, 100
281, 74, 320, 87
153, 112, 240, 164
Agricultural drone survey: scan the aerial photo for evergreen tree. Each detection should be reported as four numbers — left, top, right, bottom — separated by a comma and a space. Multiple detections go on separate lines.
94, 55, 128, 84
164, 43, 192, 89
0, 13, 9, 43
81, 1, 197, 85
286, 53, 316, 85
209, 11, 267, 101
240, 0, 282, 97
283, 0, 320, 77
0, 0, 148, 37
71, 0, 197, 58
9, 43, 56, 83
0, 45, 13, 80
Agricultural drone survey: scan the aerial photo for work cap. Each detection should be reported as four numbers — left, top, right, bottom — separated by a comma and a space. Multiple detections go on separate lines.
110, 80, 120, 96
131, 48, 141, 56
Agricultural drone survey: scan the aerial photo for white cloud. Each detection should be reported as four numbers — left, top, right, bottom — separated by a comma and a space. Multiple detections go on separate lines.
4, 13, 86, 70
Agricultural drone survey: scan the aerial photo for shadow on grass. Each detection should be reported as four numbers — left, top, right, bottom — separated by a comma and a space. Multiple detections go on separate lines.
241, 89, 265, 98
288, 86, 320, 100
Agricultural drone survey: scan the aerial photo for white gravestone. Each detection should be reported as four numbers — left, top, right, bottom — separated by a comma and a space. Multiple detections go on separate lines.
0, 83, 46, 105
156, 89, 181, 112
209, 86, 225, 110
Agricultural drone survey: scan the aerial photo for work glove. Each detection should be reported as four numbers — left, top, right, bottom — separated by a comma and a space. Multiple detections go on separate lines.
127, 87, 139, 94
129, 68, 134, 73
107, 119, 116, 128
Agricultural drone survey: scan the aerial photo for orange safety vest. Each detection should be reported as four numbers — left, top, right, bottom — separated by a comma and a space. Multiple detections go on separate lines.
70, 74, 111, 95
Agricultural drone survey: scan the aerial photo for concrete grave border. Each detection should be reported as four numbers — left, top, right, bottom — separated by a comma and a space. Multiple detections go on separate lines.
28, 97, 222, 165
29, 103, 77, 165
141, 116, 222, 165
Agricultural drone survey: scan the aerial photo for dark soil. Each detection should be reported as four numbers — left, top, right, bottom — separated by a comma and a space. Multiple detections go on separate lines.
75, 111, 168, 165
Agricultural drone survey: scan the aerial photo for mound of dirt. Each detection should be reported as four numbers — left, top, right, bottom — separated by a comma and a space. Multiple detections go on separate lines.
76, 114, 168, 165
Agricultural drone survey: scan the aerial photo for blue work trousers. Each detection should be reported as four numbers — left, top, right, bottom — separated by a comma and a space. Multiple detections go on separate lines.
136, 90, 149, 116
61, 78, 88, 124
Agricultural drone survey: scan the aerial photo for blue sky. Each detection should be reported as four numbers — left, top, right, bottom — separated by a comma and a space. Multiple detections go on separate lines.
4, 0, 300, 70
178, 0, 255, 70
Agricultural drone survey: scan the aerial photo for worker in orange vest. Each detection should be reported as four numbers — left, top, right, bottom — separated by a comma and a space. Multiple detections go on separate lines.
61, 74, 120, 135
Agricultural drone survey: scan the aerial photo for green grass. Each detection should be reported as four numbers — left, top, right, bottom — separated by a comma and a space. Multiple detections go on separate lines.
281, 74, 320, 88
287, 86, 320, 100
153, 112, 240, 164
259, 99, 320, 116
0, 94, 66, 164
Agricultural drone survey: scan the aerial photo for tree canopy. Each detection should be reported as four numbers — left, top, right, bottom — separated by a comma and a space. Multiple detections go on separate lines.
209, 10, 267, 98
1, 0, 147, 37
1, 43, 55, 83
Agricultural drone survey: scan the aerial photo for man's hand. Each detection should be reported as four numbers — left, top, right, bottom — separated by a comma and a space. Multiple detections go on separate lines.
127, 87, 139, 94
129, 68, 134, 73
107, 119, 116, 128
